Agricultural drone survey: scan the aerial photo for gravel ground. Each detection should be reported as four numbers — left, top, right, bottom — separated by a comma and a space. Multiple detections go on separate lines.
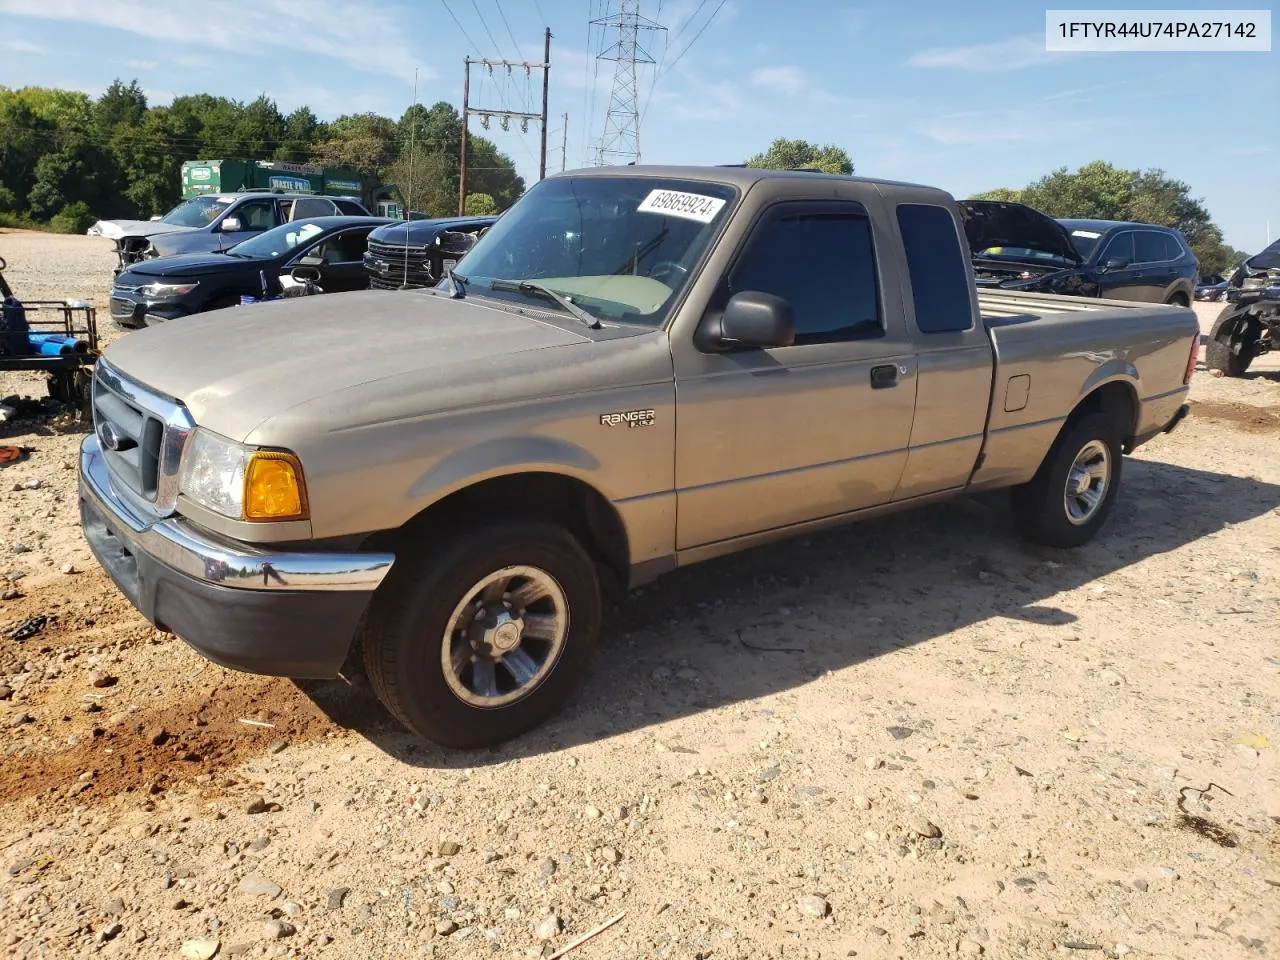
0, 229, 1277, 960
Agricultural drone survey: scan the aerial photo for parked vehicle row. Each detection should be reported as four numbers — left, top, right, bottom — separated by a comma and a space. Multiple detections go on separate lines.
80, 165, 1199, 749
97, 192, 375, 274
108, 206, 499, 327
109, 216, 396, 327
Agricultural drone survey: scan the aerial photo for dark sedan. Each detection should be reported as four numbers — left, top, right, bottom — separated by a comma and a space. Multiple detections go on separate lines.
363, 215, 499, 289
960, 202, 1199, 306
109, 215, 394, 328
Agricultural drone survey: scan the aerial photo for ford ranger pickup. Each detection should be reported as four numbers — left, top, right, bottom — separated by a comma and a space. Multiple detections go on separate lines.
79, 166, 1200, 748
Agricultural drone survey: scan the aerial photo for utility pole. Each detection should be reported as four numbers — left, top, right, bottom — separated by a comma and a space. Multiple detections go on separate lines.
593, 0, 665, 166
458, 32, 552, 215
540, 27, 551, 181
561, 112, 569, 172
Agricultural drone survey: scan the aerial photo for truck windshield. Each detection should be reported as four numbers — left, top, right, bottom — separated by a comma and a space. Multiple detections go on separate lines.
454, 176, 737, 326
161, 196, 234, 228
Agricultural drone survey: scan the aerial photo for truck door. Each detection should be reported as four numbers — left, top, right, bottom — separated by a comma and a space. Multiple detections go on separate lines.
672, 199, 917, 550
889, 201, 992, 499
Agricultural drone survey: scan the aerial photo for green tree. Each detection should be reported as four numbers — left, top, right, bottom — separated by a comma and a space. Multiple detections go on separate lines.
386, 143, 457, 217
464, 192, 497, 215
95, 79, 147, 132
746, 137, 854, 175
311, 112, 398, 173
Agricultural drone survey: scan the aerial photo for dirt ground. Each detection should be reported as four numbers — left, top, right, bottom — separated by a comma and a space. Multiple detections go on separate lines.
0, 229, 1277, 960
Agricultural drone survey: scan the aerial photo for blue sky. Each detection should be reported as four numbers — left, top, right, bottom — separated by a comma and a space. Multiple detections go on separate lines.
0, 0, 1275, 250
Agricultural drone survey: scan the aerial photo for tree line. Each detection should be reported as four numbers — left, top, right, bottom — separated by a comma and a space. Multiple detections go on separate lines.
0, 80, 525, 233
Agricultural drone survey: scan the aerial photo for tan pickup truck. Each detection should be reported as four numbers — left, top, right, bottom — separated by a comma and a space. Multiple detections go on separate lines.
80, 166, 1200, 748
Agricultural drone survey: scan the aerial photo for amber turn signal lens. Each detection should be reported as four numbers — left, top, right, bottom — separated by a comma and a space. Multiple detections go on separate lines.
243, 452, 309, 521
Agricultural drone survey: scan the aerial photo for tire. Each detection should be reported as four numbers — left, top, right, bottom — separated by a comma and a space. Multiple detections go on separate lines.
1204, 311, 1257, 377
1009, 412, 1124, 549
359, 520, 602, 749
1165, 292, 1190, 308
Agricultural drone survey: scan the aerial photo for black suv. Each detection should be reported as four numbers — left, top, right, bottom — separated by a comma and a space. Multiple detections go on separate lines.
961, 202, 1199, 306
109, 193, 371, 273
363, 216, 498, 289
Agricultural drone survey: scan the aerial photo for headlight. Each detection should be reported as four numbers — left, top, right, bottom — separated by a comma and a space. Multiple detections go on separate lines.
140, 280, 198, 299
178, 428, 309, 522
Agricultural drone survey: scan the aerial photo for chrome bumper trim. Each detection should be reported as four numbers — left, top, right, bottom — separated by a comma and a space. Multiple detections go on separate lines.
80, 435, 394, 592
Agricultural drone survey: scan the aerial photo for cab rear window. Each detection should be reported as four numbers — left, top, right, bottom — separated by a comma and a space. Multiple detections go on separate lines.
897, 204, 974, 334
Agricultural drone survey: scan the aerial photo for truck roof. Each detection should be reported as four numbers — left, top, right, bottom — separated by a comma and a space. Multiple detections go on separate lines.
555, 164, 939, 194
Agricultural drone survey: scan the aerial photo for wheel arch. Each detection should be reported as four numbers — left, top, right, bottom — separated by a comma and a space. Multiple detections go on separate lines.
388, 466, 632, 599
1065, 378, 1140, 451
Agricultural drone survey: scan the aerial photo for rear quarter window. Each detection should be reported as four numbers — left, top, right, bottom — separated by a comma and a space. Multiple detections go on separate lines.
896, 203, 974, 334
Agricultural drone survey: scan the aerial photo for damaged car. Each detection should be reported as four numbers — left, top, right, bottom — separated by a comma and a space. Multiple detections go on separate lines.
1204, 238, 1280, 377
960, 201, 1198, 306
92, 193, 371, 274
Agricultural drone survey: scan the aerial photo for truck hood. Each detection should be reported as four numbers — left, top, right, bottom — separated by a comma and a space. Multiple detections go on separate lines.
87, 219, 192, 241
958, 200, 1081, 264
1243, 237, 1280, 272
101, 290, 592, 442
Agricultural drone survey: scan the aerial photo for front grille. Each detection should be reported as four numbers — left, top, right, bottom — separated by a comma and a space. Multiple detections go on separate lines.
367, 239, 429, 261
91, 361, 195, 517
109, 297, 139, 320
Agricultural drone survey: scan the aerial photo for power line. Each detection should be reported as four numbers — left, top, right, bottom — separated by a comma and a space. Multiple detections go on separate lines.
656, 0, 726, 82
665, 0, 708, 50
494, 0, 525, 60
470, 0, 505, 56
440, 0, 483, 53
532, 0, 549, 26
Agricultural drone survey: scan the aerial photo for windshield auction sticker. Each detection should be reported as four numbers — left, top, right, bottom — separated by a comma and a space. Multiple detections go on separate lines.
638, 190, 727, 224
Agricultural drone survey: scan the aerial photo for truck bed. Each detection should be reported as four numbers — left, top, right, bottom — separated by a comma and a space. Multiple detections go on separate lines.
976, 287, 1181, 319
968, 288, 1199, 492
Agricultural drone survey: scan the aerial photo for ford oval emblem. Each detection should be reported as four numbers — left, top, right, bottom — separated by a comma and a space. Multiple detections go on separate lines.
98, 422, 134, 453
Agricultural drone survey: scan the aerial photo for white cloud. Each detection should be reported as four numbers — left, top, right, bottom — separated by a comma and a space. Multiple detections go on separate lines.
907, 34, 1077, 72
1, 38, 47, 54
119, 59, 159, 71
0, 0, 431, 82
750, 66, 808, 95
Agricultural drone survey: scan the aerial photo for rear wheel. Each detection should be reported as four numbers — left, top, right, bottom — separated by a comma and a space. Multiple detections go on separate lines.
1010, 412, 1124, 548
1205, 311, 1258, 377
359, 520, 602, 749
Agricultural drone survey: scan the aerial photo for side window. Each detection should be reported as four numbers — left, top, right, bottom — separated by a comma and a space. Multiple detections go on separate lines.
1100, 231, 1134, 264
1135, 231, 1169, 264
289, 197, 339, 221
896, 203, 973, 334
233, 200, 277, 230
312, 229, 371, 263
1161, 233, 1184, 261
729, 208, 882, 345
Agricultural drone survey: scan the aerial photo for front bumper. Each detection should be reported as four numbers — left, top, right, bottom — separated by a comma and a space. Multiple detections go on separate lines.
108, 290, 187, 328
79, 434, 395, 677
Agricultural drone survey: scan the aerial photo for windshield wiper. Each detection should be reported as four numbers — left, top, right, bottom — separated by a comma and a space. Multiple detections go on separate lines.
491, 279, 601, 329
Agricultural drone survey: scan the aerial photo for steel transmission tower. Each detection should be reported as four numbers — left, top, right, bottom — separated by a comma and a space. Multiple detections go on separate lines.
592, 1, 665, 166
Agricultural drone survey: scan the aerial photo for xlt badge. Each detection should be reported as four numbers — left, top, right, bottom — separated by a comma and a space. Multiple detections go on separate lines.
600, 409, 655, 428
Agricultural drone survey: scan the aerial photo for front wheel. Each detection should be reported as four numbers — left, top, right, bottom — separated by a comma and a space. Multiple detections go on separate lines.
359, 521, 602, 749
1010, 412, 1124, 548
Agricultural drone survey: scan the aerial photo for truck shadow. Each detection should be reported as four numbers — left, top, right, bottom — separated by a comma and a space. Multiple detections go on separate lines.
298, 457, 1280, 767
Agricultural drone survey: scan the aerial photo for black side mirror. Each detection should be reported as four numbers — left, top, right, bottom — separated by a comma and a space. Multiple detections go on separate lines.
1100, 257, 1129, 272
696, 291, 796, 352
